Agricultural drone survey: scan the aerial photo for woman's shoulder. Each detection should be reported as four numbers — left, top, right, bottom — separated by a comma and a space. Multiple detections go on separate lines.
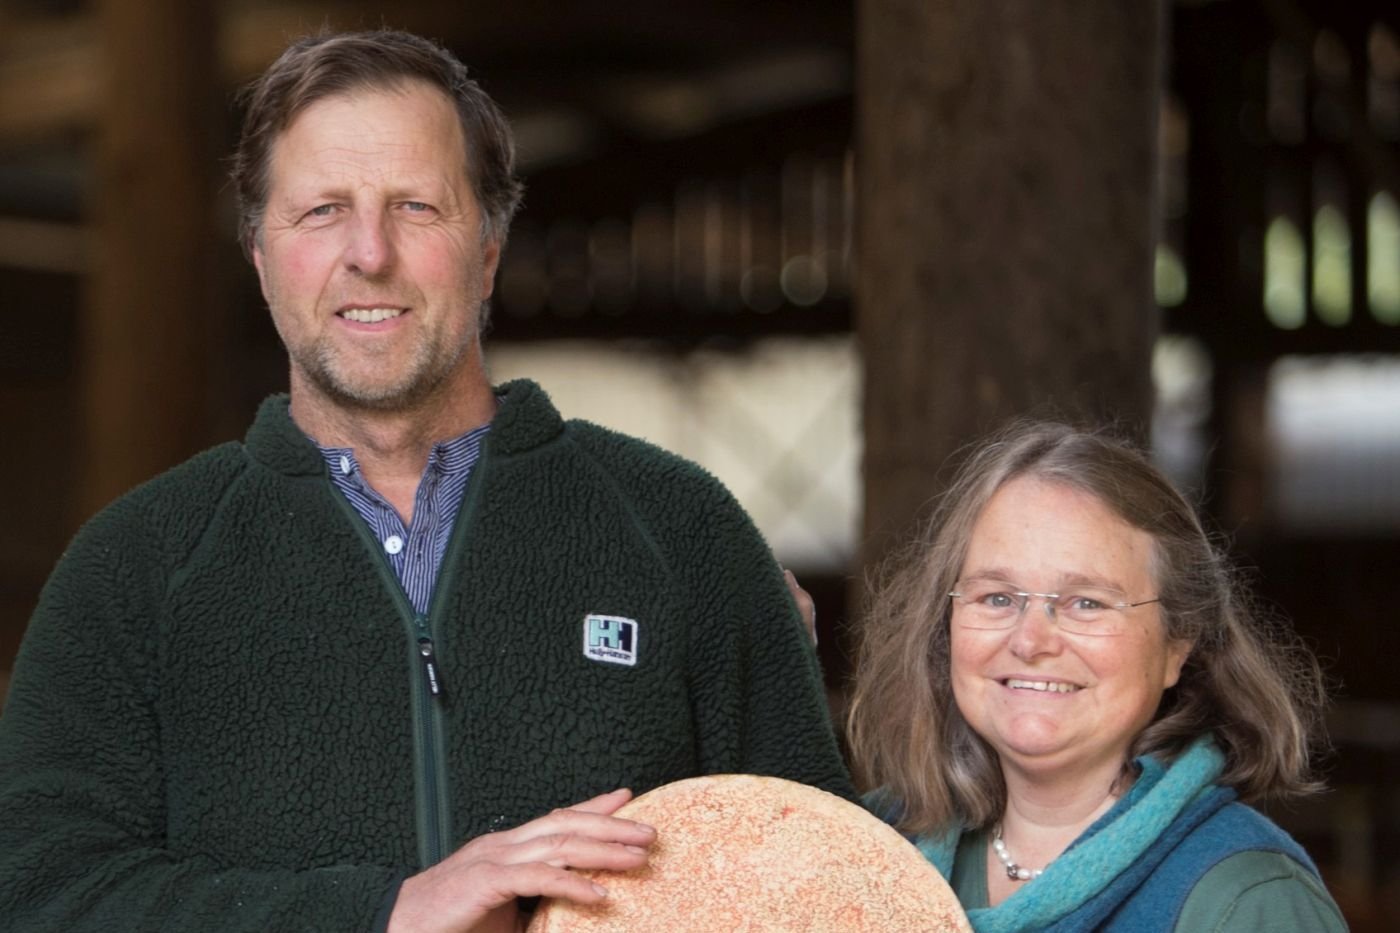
1174, 849, 1348, 932
1109, 797, 1345, 932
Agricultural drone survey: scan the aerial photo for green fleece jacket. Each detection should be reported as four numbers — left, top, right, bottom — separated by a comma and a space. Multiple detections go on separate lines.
0, 379, 853, 932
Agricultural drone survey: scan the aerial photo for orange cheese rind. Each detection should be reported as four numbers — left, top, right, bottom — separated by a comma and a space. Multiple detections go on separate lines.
527, 774, 972, 932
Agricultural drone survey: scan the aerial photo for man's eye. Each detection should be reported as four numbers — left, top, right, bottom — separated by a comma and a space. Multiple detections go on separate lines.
305, 204, 338, 218
401, 201, 432, 213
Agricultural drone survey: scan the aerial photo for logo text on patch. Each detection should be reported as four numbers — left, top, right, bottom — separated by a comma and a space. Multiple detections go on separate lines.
583, 614, 638, 667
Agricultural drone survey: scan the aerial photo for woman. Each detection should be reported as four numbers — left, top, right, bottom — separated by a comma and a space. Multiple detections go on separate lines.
846, 421, 1346, 932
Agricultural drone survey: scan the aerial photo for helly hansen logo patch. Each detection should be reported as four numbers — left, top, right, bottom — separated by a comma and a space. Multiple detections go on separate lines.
583, 614, 638, 667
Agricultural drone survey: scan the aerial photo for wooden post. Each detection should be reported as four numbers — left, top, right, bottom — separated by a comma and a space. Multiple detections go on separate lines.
79, 0, 221, 520
856, 0, 1163, 571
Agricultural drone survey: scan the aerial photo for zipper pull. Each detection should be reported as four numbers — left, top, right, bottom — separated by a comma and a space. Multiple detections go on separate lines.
418, 637, 444, 697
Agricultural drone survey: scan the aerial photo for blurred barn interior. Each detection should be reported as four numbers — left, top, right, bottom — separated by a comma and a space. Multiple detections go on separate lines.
1, 0, 1398, 926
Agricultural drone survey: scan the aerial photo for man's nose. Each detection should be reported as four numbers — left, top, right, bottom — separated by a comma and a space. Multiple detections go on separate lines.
343, 207, 394, 277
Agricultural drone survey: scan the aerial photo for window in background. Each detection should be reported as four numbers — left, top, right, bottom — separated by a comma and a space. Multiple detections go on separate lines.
489, 337, 861, 570
1267, 355, 1400, 532
1370, 191, 1400, 323
1152, 335, 1213, 496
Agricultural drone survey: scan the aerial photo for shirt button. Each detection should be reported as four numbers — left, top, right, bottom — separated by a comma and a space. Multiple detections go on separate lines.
339, 455, 352, 475
384, 535, 404, 555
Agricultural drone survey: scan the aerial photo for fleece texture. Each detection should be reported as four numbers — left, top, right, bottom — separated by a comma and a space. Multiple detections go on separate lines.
0, 379, 853, 932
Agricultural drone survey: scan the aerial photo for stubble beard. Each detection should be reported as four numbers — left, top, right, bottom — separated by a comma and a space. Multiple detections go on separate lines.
289, 306, 481, 414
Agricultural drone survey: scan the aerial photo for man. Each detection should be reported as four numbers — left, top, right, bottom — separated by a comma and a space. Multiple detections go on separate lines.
0, 30, 851, 933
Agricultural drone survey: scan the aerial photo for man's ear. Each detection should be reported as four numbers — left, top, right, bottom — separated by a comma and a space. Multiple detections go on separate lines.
480, 237, 501, 300
250, 236, 268, 294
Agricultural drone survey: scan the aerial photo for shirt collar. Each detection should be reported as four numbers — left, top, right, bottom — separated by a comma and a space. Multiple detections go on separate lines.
311, 421, 492, 480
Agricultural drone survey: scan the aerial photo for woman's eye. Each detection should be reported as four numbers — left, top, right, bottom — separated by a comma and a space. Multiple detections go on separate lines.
1069, 596, 1107, 612
984, 592, 1014, 609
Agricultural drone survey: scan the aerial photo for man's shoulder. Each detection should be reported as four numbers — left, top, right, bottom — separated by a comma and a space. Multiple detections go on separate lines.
32, 440, 257, 616
560, 418, 745, 511
564, 418, 709, 474
105, 440, 249, 510
494, 378, 716, 485
99, 393, 313, 523
492, 379, 757, 542
72, 440, 253, 554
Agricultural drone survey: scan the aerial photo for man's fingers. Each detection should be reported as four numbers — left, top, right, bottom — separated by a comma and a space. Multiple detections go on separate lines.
508, 831, 652, 871
388, 792, 655, 933
390, 830, 648, 932
497, 794, 654, 849
486, 861, 613, 905
565, 787, 634, 815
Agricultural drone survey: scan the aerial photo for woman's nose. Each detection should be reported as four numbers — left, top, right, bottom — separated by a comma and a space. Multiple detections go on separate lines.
1007, 602, 1064, 658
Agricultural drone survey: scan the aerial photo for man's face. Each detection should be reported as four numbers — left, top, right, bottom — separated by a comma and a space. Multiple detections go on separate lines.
252, 81, 500, 414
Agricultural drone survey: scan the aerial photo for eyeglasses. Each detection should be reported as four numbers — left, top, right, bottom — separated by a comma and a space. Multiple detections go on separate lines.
947, 579, 1160, 637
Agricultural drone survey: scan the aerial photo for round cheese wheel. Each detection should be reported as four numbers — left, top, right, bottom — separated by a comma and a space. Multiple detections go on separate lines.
526, 774, 971, 932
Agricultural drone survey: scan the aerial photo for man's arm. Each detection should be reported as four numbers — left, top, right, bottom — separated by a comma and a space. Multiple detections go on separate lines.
680, 485, 854, 799
0, 517, 404, 932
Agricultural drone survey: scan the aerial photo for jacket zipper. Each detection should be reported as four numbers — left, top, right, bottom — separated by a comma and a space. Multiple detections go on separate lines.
324, 489, 451, 868
413, 613, 449, 867
321, 432, 491, 870
417, 616, 444, 697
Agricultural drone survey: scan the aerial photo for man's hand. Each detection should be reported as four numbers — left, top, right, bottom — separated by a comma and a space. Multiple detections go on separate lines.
386, 788, 655, 933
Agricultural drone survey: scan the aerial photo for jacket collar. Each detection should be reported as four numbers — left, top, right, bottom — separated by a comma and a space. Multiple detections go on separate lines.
245, 378, 564, 476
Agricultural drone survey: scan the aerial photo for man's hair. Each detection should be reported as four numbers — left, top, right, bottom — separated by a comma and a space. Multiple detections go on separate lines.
230, 29, 524, 255
845, 419, 1329, 838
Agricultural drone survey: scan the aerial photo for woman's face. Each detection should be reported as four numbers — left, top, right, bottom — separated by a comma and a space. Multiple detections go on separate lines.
949, 476, 1192, 785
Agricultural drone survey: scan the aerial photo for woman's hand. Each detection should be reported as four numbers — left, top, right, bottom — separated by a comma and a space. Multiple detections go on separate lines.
784, 569, 818, 645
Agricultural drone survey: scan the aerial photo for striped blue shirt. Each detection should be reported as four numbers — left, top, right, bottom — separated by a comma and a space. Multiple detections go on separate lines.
315, 423, 490, 615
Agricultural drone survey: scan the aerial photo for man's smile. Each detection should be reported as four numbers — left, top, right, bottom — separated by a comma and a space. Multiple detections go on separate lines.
338, 307, 406, 323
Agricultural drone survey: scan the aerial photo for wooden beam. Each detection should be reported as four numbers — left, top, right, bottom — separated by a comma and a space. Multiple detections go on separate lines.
856, 0, 1162, 573
77, 0, 224, 520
